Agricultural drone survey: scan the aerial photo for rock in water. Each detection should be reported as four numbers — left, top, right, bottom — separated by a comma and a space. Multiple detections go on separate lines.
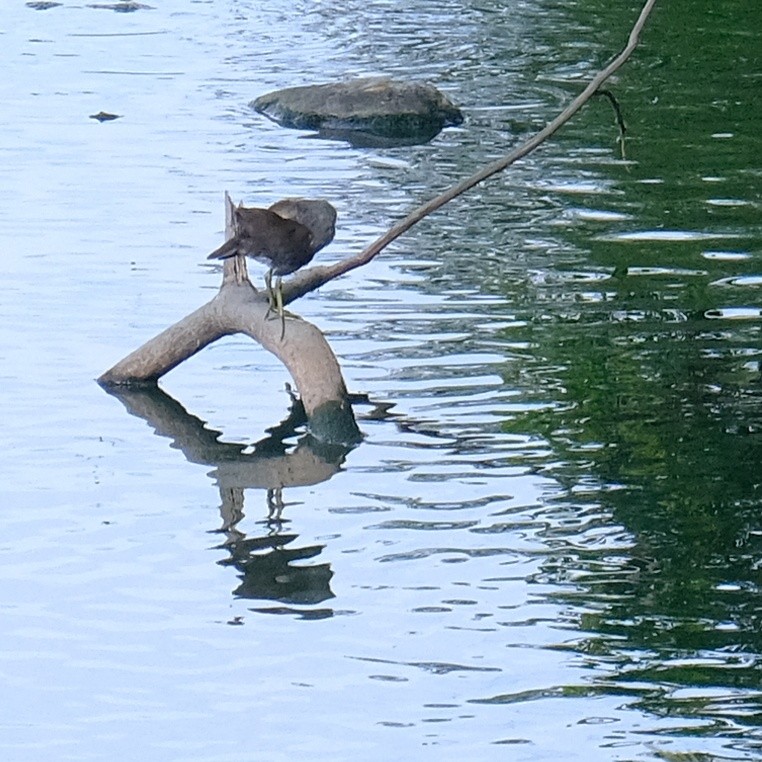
251, 77, 463, 146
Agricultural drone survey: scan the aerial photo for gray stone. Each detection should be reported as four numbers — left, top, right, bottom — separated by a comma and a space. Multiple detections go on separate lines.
251, 77, 463, 146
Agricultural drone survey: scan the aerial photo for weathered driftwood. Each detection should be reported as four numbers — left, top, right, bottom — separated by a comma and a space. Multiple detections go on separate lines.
99, 194, 361, 445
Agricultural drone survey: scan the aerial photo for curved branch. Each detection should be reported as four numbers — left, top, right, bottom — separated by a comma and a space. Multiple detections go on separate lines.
284, 0, 657, 303
99, 279, 361, 443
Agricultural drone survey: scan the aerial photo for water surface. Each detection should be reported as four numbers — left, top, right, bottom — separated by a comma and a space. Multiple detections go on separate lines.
1, 0, 760, 760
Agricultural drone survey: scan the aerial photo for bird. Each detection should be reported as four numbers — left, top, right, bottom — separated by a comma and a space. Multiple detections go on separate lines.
207, 198, 337, 338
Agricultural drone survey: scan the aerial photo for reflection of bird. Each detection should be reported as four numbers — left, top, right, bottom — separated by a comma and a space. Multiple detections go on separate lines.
207, 198, 337, 338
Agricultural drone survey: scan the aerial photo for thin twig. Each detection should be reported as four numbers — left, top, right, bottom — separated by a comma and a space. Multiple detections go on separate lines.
594, 88, 627, 158
286, 0, 657, 302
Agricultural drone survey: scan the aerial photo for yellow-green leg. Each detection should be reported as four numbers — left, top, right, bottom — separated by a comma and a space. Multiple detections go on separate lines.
263, 270, 287, 339
264, 268, 276, 313
274, 276, 286, 340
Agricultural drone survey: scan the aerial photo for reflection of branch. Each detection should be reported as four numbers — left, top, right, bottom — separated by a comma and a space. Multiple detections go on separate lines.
284, 0, 657, 302
105, 384, 351, 491
106, 384, 341, 608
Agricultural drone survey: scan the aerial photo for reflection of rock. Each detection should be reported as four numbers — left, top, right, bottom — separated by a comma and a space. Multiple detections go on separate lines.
252, 77, 463, 146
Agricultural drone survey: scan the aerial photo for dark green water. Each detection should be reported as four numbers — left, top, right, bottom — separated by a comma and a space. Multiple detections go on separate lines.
523, 0, 762, 748
1, 0, 759, 759
453, 0, 762, 746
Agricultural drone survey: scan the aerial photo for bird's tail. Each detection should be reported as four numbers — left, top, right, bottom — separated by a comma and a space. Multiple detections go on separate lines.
207, 238, 240, 260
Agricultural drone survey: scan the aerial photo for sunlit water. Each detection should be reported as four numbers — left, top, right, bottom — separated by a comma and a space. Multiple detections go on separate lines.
1, 1, 760, 760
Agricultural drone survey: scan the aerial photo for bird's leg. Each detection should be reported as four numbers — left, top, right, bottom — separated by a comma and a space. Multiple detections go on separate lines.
274, 276, 286, 340
263, 270, 287, 340
264, 268, 276, 316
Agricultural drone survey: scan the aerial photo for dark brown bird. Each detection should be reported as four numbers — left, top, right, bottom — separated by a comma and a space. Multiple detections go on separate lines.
207, 198, 337, 337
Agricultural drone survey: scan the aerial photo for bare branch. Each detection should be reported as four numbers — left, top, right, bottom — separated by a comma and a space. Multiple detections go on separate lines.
284, 0, 657, 303
97, 299, 231, 384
